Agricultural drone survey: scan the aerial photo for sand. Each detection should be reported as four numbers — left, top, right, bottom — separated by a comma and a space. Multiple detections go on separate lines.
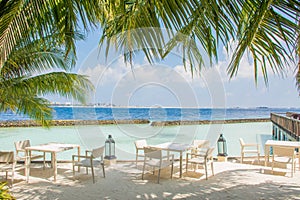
4, 159, 300, 200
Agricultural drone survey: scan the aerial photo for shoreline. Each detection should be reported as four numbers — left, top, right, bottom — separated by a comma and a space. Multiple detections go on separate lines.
0, 118, 270, 127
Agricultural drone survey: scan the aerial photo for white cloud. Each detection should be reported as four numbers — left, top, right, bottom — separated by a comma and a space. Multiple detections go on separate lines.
74, 41, 299, 108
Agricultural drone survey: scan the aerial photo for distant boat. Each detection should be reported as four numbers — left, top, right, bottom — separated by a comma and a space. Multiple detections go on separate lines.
256, 106, 269, 109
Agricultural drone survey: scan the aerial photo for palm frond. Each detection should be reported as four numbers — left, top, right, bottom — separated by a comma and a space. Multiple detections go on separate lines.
23, 72, 94, 104
228, 0, 299, 83
0, 0, 101, 69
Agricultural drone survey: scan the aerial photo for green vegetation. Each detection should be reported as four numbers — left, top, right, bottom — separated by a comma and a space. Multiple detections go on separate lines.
98, 0, 300, 86
0, 0, 100, 125
0, 182, 15, 200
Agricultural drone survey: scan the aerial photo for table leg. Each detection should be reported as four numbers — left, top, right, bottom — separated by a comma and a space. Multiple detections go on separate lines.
179, 152, 183, 178
166, 150, 170, 160
50, 153, 54, 168
77, 146, 80, 172
53, 152, 57, 181
298, 152, 300, 170
264, 146, 267, 167
264, 145, 271, 167
25, 150, 31, 183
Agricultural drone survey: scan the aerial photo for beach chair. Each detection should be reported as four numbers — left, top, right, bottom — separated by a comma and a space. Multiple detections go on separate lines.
14, 140, 46, 167
134, 139, 148, 166
142, 147, 174, 184
239, 138, 260, 164
72, 146, 105, 183
271, 146, 297, 177
0, 151, 15, 185
186, 147, 215, 180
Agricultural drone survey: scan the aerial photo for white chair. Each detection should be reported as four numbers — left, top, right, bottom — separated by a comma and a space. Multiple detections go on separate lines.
134, 139, 148, 166
0, 151, 15, 185
239, 138, 260, 163
191, 140, 210, 154
271, 146, 297, 177
72, 146, 105, 183
14, 140, 46, 167
193, 140, 210, 148
142, 147, 174, 184
186, 147, 215, 180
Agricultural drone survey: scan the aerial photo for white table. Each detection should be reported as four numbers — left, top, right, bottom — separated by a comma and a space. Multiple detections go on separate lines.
149, 142, 192, 178
264, 140, 300, 169
25, 143, 80, 182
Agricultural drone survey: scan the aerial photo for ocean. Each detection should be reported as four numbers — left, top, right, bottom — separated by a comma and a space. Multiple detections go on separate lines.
0, 107, 299, 121
0, 107, 298, 160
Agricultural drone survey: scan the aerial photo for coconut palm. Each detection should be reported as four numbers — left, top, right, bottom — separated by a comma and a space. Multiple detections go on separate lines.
0, 0, 99, 125
0, 0, 102, 67
98, 0, 300, 86
0, 36, 94, 126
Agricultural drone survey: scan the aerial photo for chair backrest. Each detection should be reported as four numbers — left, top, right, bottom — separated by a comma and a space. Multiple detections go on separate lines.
193, 140, 210, 148
144, 147, 162, 159
239, 138, 245, 146
206, 147, 215, 159
0, 151, 14, 163
15, 140, 31, 152
91, 146, 105, 159
135, 140, 147, 149
272, 146, 295, 158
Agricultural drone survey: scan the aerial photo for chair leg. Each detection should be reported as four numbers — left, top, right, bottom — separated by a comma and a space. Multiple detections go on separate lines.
11, 169, 14, 186
142, 162, 145, 180
186, 159, 188, 172
136, 152, 138, 167
171, 163, 173, 179
91, 166, 95, 184
157, 169, 161, 184
204, 163, 208, 180
291, 161, 294, 178
271, 157, 274, 174
72, 164, 76, 180
102, 164, 105, 178
43, 152, 46, 169
241, 153, 244, 163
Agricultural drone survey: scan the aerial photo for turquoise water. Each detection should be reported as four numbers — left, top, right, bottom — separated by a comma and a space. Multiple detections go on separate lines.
1, 107, 300, 121
0, 122, 272, 160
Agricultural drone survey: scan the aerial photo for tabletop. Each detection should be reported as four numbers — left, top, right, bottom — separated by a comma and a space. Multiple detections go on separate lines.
151, 142, 192, 152
265, 140, 300, 147
25, 143, 80, 153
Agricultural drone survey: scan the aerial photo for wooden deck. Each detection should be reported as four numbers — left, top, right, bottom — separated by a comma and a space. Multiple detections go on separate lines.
271, 112, 300, 141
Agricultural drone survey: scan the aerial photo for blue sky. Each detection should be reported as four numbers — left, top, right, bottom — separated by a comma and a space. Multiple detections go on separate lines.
50, 28, 300, 108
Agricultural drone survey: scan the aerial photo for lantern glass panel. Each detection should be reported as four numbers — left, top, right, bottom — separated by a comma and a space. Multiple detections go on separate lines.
111, 142, 115, 155
217, 134, 227, 156
218, 142, 224, 154
104, 135, 116, 160
105, 142, 110, 157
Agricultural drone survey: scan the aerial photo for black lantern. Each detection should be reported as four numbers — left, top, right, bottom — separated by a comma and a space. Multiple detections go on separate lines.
217, 134, 228, 156
104, 135, 116, 160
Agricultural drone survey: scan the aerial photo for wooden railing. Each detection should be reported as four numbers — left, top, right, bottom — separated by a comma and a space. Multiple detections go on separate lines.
271, 112, 300, 139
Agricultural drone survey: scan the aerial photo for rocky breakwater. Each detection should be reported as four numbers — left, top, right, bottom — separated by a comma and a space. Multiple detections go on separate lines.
0, 119, 150, 127
150, 118, 270, 126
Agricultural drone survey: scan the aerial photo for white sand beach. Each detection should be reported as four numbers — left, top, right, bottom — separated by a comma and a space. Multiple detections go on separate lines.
6, 159, 300, 200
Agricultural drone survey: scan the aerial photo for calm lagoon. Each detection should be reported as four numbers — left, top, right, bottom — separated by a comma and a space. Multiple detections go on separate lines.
0, 121, 272, 160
